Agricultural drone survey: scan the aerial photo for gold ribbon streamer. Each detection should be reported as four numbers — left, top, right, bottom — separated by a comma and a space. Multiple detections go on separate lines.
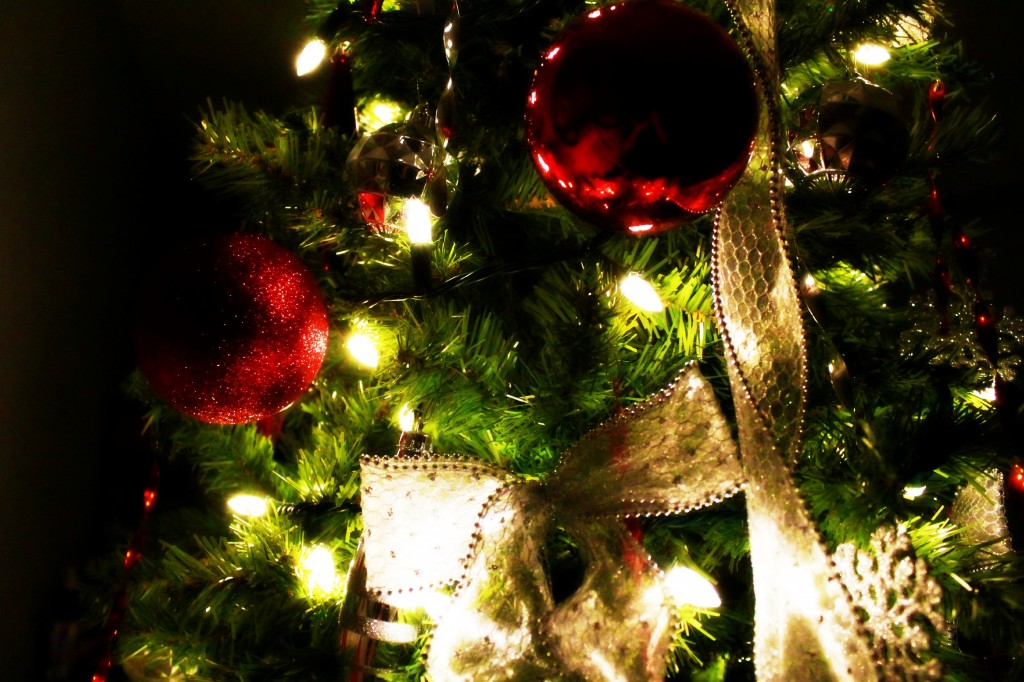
713, 0, 880, 678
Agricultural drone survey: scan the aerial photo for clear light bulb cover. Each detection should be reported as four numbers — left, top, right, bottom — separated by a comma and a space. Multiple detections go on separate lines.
404, 198, 434, 244
663, 566, 721, 608
620, 273, 664, 312
227, 494, 269, 517
299, 545, 338, 595
347, 333, 380, 368
296, 38, 327, 76
853, 43, 890, 65
398, 404, 417, 432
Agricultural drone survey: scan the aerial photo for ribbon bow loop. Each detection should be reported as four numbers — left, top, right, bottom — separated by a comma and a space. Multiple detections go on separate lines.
359, 364, 744, 681
550, 364, 746, 519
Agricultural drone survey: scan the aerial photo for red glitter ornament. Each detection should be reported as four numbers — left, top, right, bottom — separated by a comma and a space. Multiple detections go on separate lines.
525, 0, 758, 235
134, 233, 329, 425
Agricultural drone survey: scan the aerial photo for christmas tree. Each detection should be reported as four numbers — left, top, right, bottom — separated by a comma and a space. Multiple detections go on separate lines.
84, 0, 1024, 680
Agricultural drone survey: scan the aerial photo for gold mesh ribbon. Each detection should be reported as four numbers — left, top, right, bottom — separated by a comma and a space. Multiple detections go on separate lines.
359, 364, 744, 681
951, 469, 1012, 560
713, 0, 881, 678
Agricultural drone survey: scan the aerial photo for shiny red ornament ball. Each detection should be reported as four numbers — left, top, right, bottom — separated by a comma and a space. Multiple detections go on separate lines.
1011, 464, 1024, 493
134, 233, 329, 425
525, 0, 758, 234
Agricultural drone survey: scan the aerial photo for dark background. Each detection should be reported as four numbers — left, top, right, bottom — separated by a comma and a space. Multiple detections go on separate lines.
0, 1, 1020, 679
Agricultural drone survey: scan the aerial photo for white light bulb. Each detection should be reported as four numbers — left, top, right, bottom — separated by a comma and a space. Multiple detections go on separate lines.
903, 485, 927, 500
296, 38, 327, 76
620, 273, 664, 312
364, 99, 403, 130
299, 545, 338, 595
398, 403, 416, 432
404, 199, 433, 245
227, 494, 269, 518
853, 43, 891, 66
347, 333, 379, 368
972, 383, 998, 403
799, 139, 816, 159
663, 566, 721, 608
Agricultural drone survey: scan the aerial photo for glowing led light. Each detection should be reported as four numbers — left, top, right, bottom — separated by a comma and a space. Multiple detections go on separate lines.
362, 98, 404, 130
398, 403, 416, 432
799, 139, 816, 158
347, 333, 379, 368
404, 198, 433, 245
227, 494, 269, 518
295, 38, 327, 76
620, 273, 664, 312
903, 485, 927, 500
546, 46, 561, 60
628, 223, 654, 233
535, 153, 550, 173
372, 101, 399, 122
972, 383, 998, 402
853, 43, 891, 66
663, 566, 721, 608
299, 545, 338, 595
